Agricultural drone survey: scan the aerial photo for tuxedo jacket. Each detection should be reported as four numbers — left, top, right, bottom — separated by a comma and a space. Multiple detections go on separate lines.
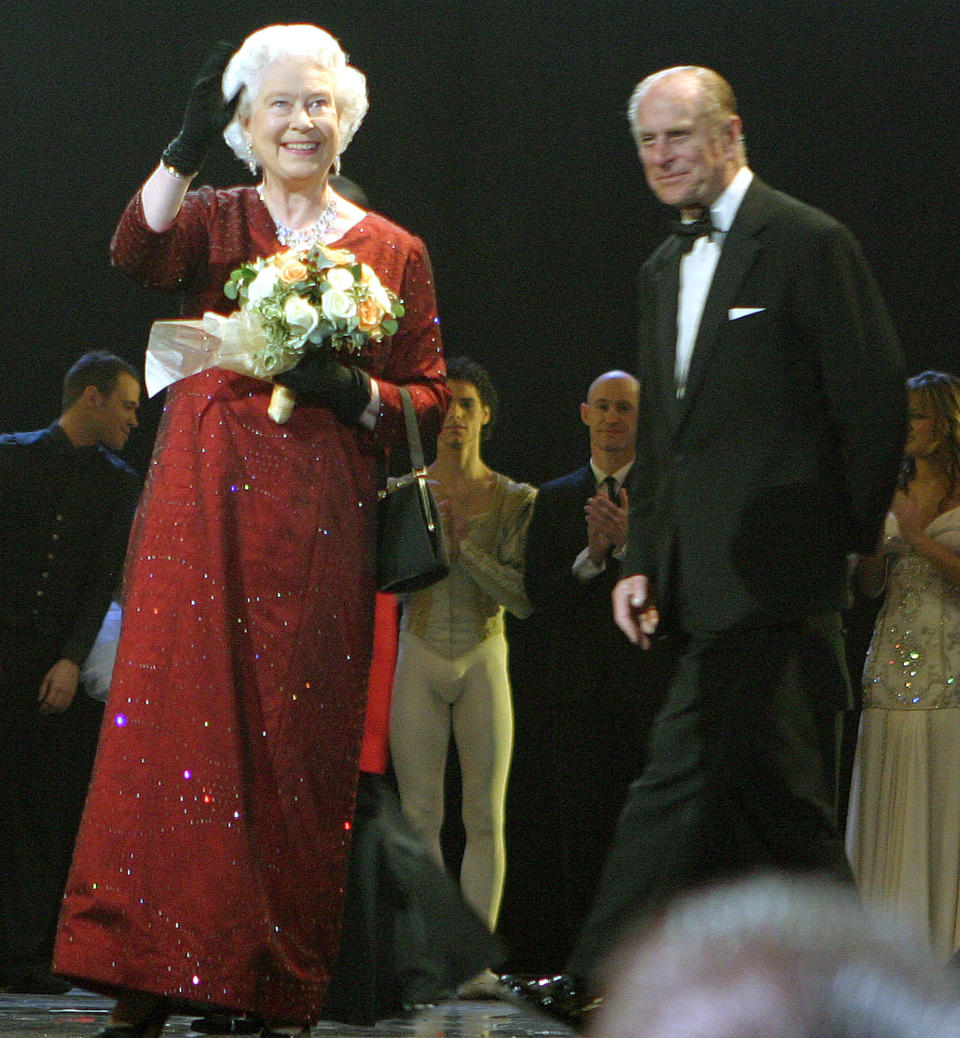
625, 177, 905, 637
524, 463, 646, 702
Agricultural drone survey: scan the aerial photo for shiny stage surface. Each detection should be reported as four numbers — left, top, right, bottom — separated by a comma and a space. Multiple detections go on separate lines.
0, 989, 573, 1038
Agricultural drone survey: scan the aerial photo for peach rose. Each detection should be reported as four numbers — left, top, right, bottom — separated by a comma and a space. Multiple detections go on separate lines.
276, 255, 309, 284
357, 296, 386, 336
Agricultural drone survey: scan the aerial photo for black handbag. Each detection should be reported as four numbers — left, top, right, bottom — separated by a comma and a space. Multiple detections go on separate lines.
376, 387, 450, 593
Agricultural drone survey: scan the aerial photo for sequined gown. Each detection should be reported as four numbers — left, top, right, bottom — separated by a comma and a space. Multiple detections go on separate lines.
846, 506, 960, 959
53, 186, 447, 1023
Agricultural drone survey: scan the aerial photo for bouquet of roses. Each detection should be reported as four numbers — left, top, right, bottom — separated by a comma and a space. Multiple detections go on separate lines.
144, 244, 404, 423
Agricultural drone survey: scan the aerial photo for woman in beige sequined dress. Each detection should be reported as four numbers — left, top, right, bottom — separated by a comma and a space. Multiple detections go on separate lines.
846, 370, 960, 959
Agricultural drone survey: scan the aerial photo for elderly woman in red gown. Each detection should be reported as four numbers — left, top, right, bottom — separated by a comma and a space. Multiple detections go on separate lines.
53, 24, 447, 1038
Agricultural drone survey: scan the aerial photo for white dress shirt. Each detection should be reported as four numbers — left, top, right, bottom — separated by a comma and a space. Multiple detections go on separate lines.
675, 166, 754, 397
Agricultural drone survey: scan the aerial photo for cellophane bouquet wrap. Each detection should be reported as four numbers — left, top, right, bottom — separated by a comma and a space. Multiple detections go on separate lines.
145, 243, 404, 423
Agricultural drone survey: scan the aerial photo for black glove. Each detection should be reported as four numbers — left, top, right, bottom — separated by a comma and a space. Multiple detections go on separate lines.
162, 41, 238, 176
275, 354, 372, 424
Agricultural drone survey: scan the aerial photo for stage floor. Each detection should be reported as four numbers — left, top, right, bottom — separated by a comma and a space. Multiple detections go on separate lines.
0, 989, 573, 1037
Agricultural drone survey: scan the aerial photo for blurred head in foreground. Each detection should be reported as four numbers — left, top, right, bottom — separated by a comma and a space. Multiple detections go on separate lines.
591, 874, 960, 1038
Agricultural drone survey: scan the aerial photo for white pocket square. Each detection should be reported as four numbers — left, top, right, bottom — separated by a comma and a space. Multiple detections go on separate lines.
729, 307, 766, 320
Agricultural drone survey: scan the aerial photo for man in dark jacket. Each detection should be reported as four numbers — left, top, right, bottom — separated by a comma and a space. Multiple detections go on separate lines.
504, 371, 664, 970
0, 351, 141, 992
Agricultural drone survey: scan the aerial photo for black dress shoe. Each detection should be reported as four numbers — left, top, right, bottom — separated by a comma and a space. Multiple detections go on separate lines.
498, 973, 601, 1029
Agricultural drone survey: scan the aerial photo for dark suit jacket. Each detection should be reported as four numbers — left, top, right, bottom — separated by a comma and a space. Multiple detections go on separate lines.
505, 462, 663, 969
524, 463, 642, 702
626, 177, 905, 641
0, 423, 141, 668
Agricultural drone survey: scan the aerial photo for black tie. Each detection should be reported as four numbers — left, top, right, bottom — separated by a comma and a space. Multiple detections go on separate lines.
600, 475, 619, 500
671, 210, 714, 254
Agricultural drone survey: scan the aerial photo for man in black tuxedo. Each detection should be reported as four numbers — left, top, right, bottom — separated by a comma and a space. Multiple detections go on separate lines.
502, 65, 905, 1028
504, 371, 664, 969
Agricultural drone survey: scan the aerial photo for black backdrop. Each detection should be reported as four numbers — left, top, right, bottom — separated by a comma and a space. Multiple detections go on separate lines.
1, 0, 957, 975
1, 0, 958, 480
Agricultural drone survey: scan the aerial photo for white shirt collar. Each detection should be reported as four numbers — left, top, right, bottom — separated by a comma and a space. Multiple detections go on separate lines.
707, 166, 753, 234
589, 459, 633, 489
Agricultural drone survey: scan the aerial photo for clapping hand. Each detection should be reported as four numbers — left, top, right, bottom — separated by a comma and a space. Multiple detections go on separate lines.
891, 489, 927, 546
434, 493, 468, 558
585, 484, 629, 565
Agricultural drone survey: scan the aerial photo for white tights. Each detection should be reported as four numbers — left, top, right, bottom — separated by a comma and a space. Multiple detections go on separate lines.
389, 629, 514, 929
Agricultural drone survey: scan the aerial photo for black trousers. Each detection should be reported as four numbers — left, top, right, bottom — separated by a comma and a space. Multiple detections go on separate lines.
0, 646, 104, 975
567, 616, 853, 980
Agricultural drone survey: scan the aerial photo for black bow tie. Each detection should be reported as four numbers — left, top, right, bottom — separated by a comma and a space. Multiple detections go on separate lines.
671, 211, 715, 253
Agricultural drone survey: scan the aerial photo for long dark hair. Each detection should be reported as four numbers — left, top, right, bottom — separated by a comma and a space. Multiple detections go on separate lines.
899, 370, 960, 506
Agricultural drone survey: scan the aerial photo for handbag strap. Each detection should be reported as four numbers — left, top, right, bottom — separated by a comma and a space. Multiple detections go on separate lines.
398, 386, 427, 469
397, 387, 437, 530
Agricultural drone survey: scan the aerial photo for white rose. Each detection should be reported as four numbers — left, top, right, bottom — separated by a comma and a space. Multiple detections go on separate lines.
246, 266, 281, 304
325, 266, 355, 291
283, 295, 319, 345
321, 288, 358, 323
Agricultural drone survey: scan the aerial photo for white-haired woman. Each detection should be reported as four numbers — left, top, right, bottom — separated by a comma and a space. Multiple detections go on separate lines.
53, 24, 448, 1038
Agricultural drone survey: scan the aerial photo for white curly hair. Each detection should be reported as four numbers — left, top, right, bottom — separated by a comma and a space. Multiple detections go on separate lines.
221, 24, 368, 169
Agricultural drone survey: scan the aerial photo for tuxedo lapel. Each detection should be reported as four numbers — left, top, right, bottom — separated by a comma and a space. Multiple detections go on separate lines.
677, 180, 769, 419
646, 240, 684, 428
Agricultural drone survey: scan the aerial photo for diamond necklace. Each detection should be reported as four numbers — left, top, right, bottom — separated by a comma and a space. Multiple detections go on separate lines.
257, 185, 338, 249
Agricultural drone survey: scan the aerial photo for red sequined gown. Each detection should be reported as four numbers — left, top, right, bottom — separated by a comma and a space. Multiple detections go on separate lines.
53, 187, 447, 1024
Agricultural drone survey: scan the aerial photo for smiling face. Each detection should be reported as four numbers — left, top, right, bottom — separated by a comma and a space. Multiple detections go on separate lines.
633, 71, 741, 216
581, 373, 639, 470
91, 372, 140, 451
242, 55, 340, 189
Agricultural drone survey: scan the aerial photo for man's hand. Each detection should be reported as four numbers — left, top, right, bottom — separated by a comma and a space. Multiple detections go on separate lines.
434, 491, 467, 560
585, 485, 629, 565
612, 573, 659, 648
38, 658, 80, 715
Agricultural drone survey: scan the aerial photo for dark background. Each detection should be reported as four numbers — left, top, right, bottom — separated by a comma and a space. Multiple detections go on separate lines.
1, 0, 957, 481
1, 0, 956, 975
